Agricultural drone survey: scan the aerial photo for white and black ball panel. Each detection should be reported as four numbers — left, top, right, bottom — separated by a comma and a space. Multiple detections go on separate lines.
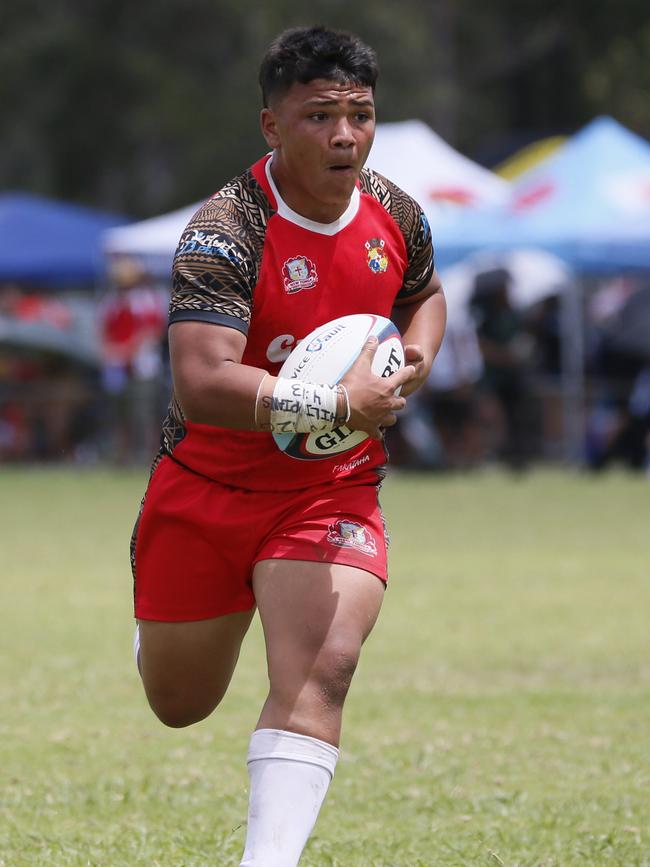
272, 314, 405, 461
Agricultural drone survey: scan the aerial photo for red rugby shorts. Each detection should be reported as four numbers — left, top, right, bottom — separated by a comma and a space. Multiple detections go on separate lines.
132, 456, 389, 621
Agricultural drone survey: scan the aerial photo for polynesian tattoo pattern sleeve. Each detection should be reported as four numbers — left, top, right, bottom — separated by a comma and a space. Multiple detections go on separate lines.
169, 169, 275, 332
160, 170, 274, 455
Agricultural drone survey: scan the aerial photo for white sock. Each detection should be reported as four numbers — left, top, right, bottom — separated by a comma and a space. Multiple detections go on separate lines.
133, 624, 141, 673
239, 728, 339, 867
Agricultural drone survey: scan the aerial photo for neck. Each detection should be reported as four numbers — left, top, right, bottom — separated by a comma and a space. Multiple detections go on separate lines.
268, 156, 351, 224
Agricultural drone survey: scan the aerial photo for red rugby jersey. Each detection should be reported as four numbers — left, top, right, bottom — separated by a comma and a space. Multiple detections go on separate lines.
161, 154, 434, 491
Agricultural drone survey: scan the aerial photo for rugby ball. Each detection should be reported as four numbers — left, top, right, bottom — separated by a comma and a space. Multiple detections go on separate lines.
273, 314, 404, 460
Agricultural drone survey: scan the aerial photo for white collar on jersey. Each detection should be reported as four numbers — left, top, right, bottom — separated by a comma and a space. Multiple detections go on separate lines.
265, 153, 360, 236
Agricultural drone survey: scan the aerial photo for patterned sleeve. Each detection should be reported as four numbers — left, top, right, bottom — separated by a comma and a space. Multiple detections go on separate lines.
360, 170, 435, 301
169, 170, 272, 335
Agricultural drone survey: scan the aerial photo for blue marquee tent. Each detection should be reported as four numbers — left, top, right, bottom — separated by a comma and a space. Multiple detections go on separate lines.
0, 193, 130, 287
434, 117, 650, 272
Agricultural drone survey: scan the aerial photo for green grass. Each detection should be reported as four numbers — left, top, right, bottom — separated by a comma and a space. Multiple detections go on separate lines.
1, 467, 649, 866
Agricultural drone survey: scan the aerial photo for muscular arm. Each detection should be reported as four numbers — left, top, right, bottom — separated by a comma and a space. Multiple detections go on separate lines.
169, 321, 267, 429
392, 270, 447, 397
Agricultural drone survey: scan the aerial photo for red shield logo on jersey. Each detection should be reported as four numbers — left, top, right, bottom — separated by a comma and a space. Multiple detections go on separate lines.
282, 255, 318, 294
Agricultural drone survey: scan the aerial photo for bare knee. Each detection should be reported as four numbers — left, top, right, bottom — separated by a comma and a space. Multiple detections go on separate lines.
145, 685, 225, 728
270, 639, 361, 713
136, 612, 253, 728
310, 642, 360, 708
155, 707, 206, 729
142, 670, 230, 728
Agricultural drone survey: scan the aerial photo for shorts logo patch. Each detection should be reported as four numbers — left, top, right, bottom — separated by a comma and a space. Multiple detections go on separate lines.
282, 255, 318, 294
327, 519, 377, 556
365, 238, 389, 274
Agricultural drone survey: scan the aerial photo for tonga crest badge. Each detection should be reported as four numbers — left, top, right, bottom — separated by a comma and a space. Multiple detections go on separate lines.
365, 238, 389, 274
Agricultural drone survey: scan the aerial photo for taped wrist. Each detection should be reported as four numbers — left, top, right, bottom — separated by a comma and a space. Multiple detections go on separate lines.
269, 378, 348, 433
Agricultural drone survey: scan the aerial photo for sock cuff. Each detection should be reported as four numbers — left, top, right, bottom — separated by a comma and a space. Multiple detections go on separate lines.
247, 728, 339, 778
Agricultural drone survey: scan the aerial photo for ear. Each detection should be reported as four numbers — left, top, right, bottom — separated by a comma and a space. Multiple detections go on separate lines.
260, 108, 281, 149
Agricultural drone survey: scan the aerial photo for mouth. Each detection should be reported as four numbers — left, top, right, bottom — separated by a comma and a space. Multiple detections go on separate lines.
328, 164, 355, 175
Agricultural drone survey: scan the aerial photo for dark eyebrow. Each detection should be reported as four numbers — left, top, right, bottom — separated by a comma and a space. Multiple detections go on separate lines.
305, 97, 375, 108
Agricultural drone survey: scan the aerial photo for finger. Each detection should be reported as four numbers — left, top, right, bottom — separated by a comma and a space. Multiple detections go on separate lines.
390, 363, 417, 387
381, 412, 398, 428
391, 396, 407, 412
398, 381, 419, 398
359, 335, 378, 364
404, 343, 424, 364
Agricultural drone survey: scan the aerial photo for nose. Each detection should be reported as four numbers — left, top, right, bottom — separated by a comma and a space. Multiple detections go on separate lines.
331, 117, 355, 148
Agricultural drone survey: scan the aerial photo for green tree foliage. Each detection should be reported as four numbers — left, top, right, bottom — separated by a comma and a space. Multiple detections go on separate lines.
1, 0, 648, 217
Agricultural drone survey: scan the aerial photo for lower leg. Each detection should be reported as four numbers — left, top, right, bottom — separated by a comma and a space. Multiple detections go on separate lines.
239, 728, 339, 867
239, 560, 384, 865
255, 651, 355, 745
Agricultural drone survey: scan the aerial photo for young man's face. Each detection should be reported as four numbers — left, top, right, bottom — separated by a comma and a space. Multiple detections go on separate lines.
261, 78, 376, 223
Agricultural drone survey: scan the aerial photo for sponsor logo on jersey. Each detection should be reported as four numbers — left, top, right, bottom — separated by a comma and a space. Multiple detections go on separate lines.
365, 238, 388, 274
327, 519, 377, 556
282, 255, 318, 293
177, 229, 241, 265
266, 334, 296, 363
266, 322, 346, 363
332, 454, 371, 474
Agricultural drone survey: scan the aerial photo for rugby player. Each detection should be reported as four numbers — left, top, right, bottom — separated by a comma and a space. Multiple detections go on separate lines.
131, 25, 446, 866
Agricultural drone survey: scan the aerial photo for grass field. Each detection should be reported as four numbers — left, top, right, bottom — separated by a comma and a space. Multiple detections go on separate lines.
1, 467, 649, 866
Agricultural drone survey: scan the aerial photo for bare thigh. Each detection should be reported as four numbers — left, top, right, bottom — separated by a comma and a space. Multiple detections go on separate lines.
138, 609, 255, 728
252, 559, 385, 745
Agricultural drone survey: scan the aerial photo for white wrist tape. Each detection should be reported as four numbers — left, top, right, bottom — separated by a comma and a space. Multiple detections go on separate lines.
270, 378, 340, 434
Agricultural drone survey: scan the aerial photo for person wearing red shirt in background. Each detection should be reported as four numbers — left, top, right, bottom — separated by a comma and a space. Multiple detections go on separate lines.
130, 27, 446, 866
99, 258, 166, 462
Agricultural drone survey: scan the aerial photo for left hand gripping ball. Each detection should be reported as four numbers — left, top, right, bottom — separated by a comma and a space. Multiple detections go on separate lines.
272, 313, 404, 460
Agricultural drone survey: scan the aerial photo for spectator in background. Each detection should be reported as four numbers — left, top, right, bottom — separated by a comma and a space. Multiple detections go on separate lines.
392, 314, 484, 470
584, 278, 632, 470
470, 268, 534, 469
99, 258, 166, 463
0, 347, 34, 459
426, 314, 485, 468
525, 294, 565, 460
586, 348, 649, 471
0, 284, 96, 461
586, 280, 650, 472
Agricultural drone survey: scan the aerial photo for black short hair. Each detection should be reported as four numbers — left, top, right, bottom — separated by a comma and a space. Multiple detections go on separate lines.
259, 26, 379, 107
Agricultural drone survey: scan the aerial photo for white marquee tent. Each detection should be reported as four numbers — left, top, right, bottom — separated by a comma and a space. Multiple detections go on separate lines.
366, 119, 510, 221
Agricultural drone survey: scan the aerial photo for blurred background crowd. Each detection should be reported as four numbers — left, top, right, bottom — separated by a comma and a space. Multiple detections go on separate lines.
1, 0, 648, 473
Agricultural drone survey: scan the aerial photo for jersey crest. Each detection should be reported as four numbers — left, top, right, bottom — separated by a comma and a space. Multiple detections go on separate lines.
365, 238, 389, 274
282, 255, 318, 294
327, 519, 377, 556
